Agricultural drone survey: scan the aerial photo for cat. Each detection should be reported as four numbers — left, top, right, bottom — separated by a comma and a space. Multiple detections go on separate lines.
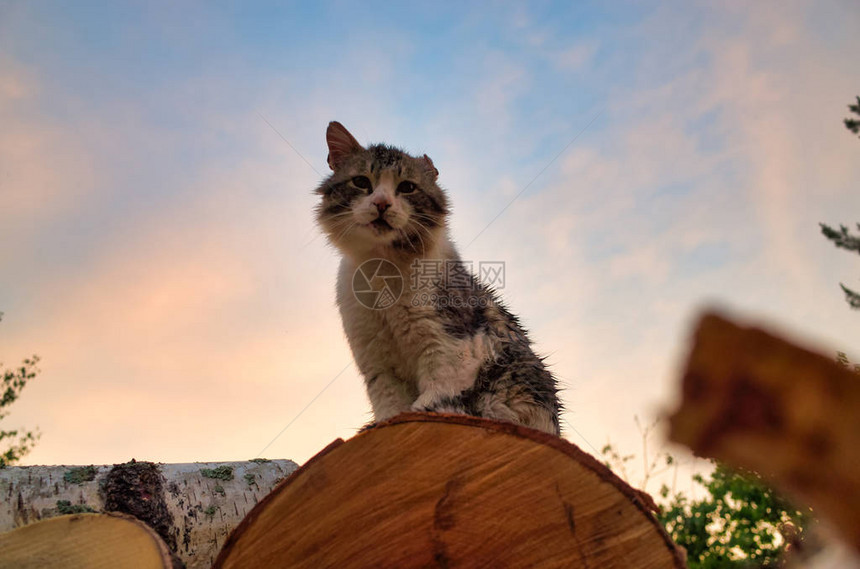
315, 121, 561, 435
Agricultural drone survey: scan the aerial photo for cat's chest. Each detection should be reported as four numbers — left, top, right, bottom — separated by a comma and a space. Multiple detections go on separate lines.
338, 265, 452, 371
337, 279, 440, 354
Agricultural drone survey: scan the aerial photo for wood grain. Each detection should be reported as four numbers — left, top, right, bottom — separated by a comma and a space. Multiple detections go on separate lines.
0, 512, 174, 569
215, 413, 684, 568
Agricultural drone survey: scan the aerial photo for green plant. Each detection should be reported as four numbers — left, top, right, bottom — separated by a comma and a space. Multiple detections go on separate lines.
601, 418, 810, 568
1, 312, 41, 467
658, 463, 810, 568
819, 96, 860, 310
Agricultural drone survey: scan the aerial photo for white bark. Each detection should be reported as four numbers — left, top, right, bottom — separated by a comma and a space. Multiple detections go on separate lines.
0, 460, 297, 569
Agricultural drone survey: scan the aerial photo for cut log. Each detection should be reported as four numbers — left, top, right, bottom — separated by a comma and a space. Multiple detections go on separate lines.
668, 311, 860, 552
215, 413, 685, 569
0, 459, 297, 569
0, 512, 175, 569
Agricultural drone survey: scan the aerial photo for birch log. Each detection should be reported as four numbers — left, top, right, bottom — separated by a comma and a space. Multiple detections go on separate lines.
0, 459, 297, 569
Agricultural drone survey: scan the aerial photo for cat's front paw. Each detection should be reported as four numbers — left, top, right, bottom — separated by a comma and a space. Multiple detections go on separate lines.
411, 392, 466, 415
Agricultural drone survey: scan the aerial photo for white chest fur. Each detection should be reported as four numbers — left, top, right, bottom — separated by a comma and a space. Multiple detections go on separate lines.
335, 258, 493, 420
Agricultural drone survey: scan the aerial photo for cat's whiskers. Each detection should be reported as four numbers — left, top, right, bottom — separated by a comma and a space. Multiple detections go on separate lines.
407, 218, 434, 254
398, 222, 426, 255
304, 210, 355, 250
397, 228, 419, 254
411, 213, 442, 236
408, 226, 429, 255
412, 225, 430, 255
330, 218, 358, 245
323, 209, 355, 224
300, 232, 324, 250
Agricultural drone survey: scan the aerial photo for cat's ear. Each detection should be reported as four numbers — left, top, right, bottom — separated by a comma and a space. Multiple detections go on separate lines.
326, 121, 363, 170
421, 154, 439, 180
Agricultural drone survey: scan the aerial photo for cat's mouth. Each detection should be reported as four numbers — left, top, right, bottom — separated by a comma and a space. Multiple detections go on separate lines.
368, 218, 394, 232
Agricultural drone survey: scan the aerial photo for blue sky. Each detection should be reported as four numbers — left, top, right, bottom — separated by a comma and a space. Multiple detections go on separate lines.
1, 1, 858, 489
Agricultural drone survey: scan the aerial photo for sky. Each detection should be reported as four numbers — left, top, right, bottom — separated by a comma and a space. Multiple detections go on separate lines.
1, 1, 858, 489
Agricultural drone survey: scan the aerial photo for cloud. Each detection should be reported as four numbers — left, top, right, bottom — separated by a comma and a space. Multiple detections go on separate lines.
4, 148, 370, 464
0, 57, 35, 101
444, 1, 860, 486
3, 2, 858, 479
473, 52, 531, 130
0, 64, 98, 226
552, 42, 597, 72
0, 70, 371, 464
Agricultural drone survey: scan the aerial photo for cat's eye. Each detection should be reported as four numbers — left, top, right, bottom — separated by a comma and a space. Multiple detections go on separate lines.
396, 181, 417, 194
351, 176, 372, 191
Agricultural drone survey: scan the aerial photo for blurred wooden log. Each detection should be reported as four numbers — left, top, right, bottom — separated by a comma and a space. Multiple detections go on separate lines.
0, 459, 297, 569
215, 413, 685, 569
0, 512, 175, 569
668, 311, 860, 552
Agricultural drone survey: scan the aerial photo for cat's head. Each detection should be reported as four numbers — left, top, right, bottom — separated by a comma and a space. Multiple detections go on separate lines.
315, 121, 449, 261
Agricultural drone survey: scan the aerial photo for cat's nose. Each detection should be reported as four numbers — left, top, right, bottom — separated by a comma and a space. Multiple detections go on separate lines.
373, 200, 391, 214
